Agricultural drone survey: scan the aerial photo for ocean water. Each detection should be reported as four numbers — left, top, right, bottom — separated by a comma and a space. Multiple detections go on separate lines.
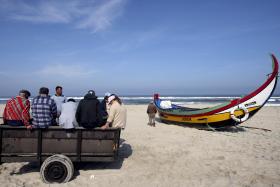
1, 95, 280, 106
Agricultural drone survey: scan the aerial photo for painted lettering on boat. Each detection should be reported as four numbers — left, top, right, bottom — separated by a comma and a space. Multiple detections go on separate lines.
245, 101, 256, 107
182, 117, 191, 121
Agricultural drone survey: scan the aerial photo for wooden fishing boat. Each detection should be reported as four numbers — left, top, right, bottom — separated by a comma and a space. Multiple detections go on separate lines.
154, 54, 279, 128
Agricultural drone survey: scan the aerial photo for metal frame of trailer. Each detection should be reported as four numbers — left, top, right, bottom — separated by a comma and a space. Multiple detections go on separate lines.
0, 125, 121, 183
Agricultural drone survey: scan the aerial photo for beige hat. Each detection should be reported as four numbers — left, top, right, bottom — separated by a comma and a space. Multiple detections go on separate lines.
108, 95, 116, 103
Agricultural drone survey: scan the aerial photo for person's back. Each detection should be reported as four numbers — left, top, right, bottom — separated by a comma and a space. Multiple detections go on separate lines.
147, 102, 157, 114
59, 99, 78, 129
3, 90, 31, 128
99, 92, 111, 126
75, 90, 100, 128
108, 101, 127, 129
147, 102, 157, 126
32, 87, 57, 128
101, 95, 127, 129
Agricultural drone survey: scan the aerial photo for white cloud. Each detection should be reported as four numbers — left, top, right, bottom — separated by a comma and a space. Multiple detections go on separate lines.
77, 0, 125, 32
97, 27, 166, 53
0, 0, 127, 32
36, 64, 96, 78
10, 1, 71, 23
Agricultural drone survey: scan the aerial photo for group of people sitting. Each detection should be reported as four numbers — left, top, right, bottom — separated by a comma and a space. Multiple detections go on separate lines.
2, 86, 127, 130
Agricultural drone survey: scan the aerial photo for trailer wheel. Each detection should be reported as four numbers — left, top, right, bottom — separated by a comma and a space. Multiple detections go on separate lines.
40, 154, 74, 183
56, 154, 74, 176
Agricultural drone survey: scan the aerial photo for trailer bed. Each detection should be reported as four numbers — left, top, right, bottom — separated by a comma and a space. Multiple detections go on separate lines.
0, 125, 121, 164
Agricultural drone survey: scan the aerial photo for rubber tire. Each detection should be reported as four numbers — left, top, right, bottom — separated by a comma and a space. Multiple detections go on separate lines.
56, 154, 74, 176
40, 154, 74, 183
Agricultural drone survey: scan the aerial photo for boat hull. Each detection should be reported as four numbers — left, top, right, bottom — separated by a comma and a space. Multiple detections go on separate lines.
158, 106, 262, 127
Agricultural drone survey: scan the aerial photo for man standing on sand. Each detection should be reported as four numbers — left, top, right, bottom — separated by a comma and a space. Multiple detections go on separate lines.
147, 101, 157, 127
51, 86, 66, 117
3, 89, 32, 128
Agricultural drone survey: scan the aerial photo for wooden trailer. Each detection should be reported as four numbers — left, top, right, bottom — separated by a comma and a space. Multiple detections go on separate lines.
0, 125, 121, 183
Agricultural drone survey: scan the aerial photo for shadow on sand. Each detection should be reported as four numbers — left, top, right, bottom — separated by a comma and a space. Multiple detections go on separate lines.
72, 138, 132, 179
9, 162, 40, 175
10, 138, 133, 180
155, 117, 246, 133
155, 117, 272, 133
75, 138, 132, 170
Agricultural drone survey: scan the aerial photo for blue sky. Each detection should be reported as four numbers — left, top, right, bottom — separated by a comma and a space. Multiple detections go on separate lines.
0, 0, 279, 96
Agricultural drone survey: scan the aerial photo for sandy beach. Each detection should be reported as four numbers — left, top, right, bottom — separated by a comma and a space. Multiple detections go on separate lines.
0, 104, 280, 187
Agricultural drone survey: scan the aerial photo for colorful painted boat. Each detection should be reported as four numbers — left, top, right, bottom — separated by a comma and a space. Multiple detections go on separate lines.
154, 54, 279, 128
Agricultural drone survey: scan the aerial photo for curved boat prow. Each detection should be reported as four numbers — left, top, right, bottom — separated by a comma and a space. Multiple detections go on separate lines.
239, 54, 278, 107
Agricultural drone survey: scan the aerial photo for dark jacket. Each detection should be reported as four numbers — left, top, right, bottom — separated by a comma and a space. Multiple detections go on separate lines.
99, 99, 108, 117
76, 93, 100, 128
99, 99, 108, 126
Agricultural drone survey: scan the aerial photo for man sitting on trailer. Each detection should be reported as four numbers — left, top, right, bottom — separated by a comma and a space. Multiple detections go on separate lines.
99, 92, 111, 126
101, 94, 127, 130
59, 98, 78, 129
31, 87, 57, 128
75, 90, 101, 128
3, 89, 32, 128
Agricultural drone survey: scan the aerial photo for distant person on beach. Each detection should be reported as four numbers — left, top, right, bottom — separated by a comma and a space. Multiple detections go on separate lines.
99, 92, 111, 126
51, 86, 66, 117
101, 94, 127, 129
32, 87, 57, 128
3, 89, 32, 128
147, 101, 157, 127
76, 90, 100, 128
59, 98, 78, 129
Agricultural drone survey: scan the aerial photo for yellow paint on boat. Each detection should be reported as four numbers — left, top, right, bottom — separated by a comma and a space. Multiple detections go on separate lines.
159, 106, 260, 124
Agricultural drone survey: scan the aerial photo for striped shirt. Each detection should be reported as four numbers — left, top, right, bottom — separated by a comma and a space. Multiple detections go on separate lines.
3, 96, 31, 126
31, 95, 57, 128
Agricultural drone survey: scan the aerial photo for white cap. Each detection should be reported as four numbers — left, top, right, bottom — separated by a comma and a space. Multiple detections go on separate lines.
108, 95, 116, 103
105, 92, 111, 97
